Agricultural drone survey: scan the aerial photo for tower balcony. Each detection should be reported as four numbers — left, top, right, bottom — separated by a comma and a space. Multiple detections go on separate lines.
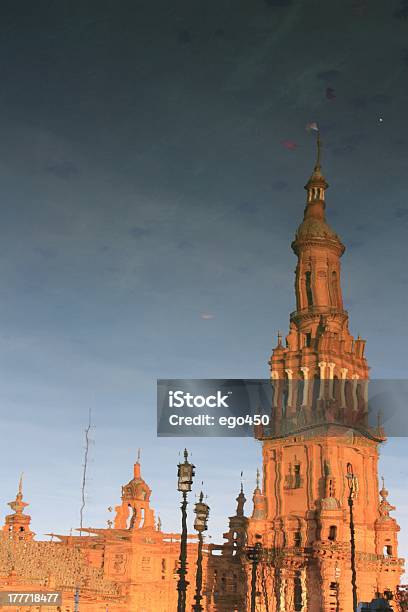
290, 305, 349, 326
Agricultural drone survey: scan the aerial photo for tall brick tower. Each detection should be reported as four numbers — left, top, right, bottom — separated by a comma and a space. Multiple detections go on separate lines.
250, 135, 405, 611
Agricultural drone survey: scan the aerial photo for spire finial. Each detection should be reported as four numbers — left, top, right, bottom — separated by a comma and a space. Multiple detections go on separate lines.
306, 121, 321, 170
316, 130, 322, 169
378, 476, 395, 519
18, 473, 23, 497
236, 477, 246, 517
277, 331, 282, 347
380, 476, 388, 499
137, 448, 141, 463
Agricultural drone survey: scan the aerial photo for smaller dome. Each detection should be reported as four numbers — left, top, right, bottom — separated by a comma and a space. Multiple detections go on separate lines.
321, 497, 340, 510
296, 217, 340, 241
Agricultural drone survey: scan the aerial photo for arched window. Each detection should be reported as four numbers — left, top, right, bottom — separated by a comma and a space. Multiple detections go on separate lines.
328, 525, 337, 541
331, 271, 339, 307
333, 375, 339, 402
282, 387, 288, 418
294, 530, 301, 547
305, 271, 313, 307
294, 464, 301, 488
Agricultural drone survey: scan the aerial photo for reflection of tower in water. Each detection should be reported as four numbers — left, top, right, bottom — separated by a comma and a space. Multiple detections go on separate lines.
244, 132, 405, 611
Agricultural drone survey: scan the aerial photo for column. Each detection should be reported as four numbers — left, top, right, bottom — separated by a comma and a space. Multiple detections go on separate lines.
361, 379, 369, 414
318, 362, 327, 400
300, 367, 310, 406
285, 369, 294, 407
340, 368, 348, 409
271, 371, 280, 409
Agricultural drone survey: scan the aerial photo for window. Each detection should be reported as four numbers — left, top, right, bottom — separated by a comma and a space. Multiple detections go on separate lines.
284, 463, 302, 489
305, 272, 313, 307
294, 531, 301, 547
331, 271, 339, 307
294, 464, 301, 488
328, 526, 337, 541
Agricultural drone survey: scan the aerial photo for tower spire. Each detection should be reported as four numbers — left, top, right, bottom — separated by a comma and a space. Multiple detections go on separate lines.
315, 131, 322, 169
256, 468, 260, 491
2, 475, 34, 540
236, 480, 246, 517
304, 129, 329, 218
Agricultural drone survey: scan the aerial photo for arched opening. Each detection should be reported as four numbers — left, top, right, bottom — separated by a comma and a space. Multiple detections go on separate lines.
328, 525, 337, 541
126, 504, 132, 529
282, 386, 289, 419
305, 271, 313, 307
294, 464, 301, 488
294, 530, 301, 547
312, 374, 320, 419
333, 375, 339, 402
384, 544, 393, 557
331, 271, 339, 308
345, 380, 353, 413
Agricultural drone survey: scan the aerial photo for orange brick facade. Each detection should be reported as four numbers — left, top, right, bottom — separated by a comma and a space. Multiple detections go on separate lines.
0, 140, 405, 611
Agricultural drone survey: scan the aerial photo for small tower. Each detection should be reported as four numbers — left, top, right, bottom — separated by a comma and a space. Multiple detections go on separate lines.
114, 451, 155, 530
375, 478, 400, 559
2, 475, 34, 540
251, 468, 267, 523
222, 482, 248, 555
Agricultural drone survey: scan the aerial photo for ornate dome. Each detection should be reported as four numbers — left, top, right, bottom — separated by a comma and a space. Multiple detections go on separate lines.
295, 217, 341, 241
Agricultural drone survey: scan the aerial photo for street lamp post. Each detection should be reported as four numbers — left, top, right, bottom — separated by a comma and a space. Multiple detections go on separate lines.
74, 587, 79, 612
346, 462, 358, 612
247, 541, 263, 612
177, 449, 195, 612
192, 491, 210, 612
